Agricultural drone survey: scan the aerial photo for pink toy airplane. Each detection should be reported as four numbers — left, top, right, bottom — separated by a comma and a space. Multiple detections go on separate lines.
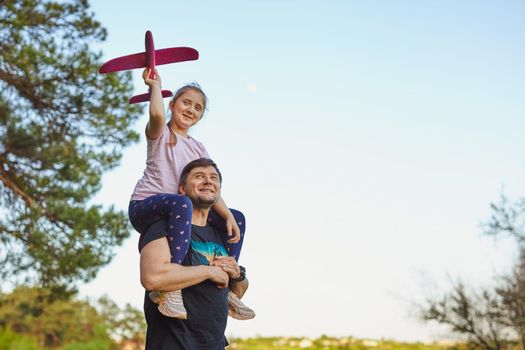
99, 30, 199, 104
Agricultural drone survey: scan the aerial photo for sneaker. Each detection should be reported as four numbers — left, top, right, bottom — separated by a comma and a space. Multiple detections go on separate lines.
228, 291, 255, 320
149, 290, 161, 304
157, 290, 187, 319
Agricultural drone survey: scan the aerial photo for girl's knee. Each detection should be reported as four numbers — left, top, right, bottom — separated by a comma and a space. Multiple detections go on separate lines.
176, 195, 193, 213
168, 195, 193, 222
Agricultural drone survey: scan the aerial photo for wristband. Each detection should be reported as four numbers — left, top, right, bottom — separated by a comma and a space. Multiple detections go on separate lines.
232, 265, 246, 282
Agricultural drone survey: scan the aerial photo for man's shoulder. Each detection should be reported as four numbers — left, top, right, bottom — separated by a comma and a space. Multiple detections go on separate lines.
138, 218, 168, 252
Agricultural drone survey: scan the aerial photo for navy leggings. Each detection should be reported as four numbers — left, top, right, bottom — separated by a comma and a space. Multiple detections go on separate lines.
129, 194, 245, 264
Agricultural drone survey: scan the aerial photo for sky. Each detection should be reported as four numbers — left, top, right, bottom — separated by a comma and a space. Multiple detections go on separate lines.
78, 0, 525, 342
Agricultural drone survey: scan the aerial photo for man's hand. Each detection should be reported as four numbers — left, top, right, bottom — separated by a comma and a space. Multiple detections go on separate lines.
225, 215, 241, 243
208, 265, 230, 288
211, 256, 241, 280
212, 256, 249, 299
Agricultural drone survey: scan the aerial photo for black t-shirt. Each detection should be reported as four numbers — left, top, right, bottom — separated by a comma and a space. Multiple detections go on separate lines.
139, 219, 229, 350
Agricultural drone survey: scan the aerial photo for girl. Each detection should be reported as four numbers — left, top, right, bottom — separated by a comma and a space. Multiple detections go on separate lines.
129, 68, 254, 320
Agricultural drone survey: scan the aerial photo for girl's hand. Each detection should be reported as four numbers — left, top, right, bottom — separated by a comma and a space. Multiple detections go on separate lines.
225, 215, 241, 243
142, 68, 161, 88
211, 256, 240, 280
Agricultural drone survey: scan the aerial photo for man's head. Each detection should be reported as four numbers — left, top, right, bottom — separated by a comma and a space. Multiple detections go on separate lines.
179, 158, 223, 209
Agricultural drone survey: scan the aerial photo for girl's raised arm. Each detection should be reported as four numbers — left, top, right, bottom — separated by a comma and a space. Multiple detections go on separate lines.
144, 68, 166, 140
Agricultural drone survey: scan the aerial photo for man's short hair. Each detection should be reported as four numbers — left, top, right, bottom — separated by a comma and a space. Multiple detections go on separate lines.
180, 158, 223, 186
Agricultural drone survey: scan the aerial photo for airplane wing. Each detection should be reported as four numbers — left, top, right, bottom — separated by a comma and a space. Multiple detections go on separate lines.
129, 89, 173, 104
99, 47, 198, 74
99, 52, 146, 73
155, 47, 199, 65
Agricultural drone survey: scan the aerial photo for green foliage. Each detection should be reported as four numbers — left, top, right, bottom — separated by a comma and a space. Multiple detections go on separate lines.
0, 286, 145, 349
227, 336, 469, 350
0, 0, 143, 289
0, 328, 39, 350
60, 336, 115, 350
0, 286, 113, 348
96, 296, 146, 346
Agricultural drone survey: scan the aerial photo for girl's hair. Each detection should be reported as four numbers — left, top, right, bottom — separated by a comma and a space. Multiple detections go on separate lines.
167, 82, 208, 146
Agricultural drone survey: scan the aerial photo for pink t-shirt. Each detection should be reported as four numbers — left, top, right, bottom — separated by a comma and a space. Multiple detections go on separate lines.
130, 125, 210, 201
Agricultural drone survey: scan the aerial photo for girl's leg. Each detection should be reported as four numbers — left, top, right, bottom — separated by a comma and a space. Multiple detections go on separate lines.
129, 194, 193, 264
208, 209, 255, 320
129, 194, 193, 319
208, 208, 246, 262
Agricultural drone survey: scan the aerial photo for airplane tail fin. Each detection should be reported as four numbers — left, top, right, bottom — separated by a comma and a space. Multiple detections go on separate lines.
129, 90, 173, 104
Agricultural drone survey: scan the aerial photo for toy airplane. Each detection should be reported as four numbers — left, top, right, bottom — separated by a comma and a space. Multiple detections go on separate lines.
99, 30, 199, 104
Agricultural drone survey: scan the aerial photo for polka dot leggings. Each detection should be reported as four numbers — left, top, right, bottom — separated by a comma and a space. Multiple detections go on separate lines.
129, 194, 245, 264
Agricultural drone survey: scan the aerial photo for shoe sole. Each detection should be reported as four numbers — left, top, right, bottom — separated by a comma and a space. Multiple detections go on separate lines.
158, 304, 188, 319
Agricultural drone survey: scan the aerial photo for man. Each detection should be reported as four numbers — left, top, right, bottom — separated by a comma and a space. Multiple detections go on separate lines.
139, 158, 250, 349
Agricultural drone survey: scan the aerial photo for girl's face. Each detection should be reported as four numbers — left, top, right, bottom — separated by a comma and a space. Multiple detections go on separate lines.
169, 89, 205, 132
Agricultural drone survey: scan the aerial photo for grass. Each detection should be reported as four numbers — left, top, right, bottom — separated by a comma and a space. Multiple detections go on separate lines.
226, 336, 466, 350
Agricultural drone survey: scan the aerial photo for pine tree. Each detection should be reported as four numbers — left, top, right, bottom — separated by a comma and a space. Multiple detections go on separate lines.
0, 0, 143, 288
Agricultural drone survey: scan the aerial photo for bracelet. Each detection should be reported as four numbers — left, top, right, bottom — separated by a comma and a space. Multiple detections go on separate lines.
232, 265, 246, 282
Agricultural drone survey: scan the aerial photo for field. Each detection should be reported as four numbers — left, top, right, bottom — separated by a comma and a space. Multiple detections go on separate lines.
226, 336, 465, 350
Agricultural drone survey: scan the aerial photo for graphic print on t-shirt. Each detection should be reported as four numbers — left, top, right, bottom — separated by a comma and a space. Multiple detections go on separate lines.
191, 241, 228, 265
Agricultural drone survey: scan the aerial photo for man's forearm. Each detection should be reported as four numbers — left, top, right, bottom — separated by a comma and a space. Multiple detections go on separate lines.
142, 261, 213, 292
140, 237, 226, 291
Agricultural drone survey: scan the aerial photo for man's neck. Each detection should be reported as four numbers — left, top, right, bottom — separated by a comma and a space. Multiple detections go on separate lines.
192, 208, 210, 226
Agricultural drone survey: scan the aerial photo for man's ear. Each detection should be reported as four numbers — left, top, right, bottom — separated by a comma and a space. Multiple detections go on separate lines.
178, 184, 185, 195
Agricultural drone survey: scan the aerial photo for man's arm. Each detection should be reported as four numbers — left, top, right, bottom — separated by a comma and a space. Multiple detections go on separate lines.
210, 256, 249, 298
140, 237, 229, 291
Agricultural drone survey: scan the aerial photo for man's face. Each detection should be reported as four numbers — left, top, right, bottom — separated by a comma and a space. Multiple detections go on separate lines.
179, 166, 221, 208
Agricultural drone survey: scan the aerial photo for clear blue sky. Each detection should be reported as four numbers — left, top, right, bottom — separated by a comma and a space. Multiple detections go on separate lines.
81, 0, 525, 341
